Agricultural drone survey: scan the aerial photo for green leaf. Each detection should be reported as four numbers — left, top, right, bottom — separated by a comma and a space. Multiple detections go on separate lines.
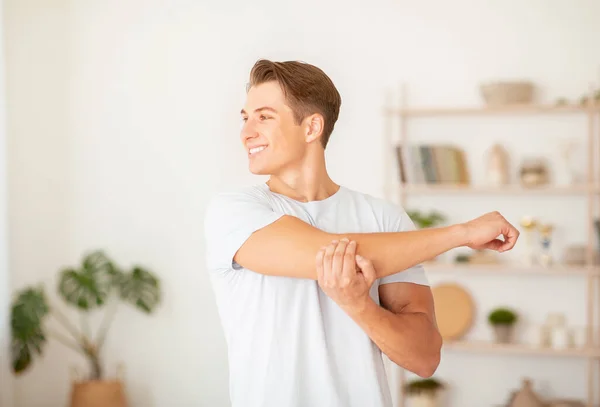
119, 267, 161, 313
10, 287, 49, 373
58, 250, 119, 311
12, 338, 32, 374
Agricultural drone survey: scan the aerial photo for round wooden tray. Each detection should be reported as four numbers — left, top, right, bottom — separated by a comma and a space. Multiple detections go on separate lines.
431, 283, 475, 340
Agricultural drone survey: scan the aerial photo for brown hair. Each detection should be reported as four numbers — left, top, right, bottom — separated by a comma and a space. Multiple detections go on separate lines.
247, 59, 342, 148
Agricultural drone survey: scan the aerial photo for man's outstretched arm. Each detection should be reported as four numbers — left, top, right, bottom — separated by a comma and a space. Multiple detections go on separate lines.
233, 211, 519, 280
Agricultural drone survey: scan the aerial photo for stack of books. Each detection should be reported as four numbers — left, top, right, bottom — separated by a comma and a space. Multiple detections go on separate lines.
395, 144, 470, 185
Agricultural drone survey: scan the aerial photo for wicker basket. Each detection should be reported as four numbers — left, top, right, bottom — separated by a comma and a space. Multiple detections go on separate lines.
480, 81, 535, 106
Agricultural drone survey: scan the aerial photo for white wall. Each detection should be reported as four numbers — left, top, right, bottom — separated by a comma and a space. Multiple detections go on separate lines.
4, 1, 600, 407
0, 0, 13, 404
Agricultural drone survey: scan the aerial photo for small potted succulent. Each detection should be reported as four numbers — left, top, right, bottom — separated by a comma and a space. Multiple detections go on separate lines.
404, 378, 445, 407
488, 307, 518, 344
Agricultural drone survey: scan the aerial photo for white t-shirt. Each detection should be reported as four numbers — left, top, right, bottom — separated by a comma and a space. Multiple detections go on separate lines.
203, 183, 429, 407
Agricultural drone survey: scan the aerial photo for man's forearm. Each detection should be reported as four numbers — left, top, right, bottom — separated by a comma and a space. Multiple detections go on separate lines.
340, 225, 466, 280
343, 299, 442, 378
235, 215, 467, 280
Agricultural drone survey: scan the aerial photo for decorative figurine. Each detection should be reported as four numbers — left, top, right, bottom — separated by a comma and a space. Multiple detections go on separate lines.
538, 223, 554, 266
486, 143, 510, 186
520, 216, 537, 266
558, 139, 581, 184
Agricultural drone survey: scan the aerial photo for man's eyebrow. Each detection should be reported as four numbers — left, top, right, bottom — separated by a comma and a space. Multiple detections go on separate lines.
240, 106, 279, 115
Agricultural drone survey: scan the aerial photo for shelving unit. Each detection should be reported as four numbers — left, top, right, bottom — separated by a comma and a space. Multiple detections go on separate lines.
383, 85, 600, 407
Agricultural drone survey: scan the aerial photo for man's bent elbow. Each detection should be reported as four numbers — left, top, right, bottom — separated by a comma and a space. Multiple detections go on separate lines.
414, 333, 442, 378
414, 350, 441, 378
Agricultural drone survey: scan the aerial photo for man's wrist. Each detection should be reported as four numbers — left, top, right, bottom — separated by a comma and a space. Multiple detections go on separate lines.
341, 296, 377, 319
446, 223, 469, 248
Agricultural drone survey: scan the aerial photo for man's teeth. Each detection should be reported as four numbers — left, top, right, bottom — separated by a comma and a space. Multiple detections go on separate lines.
249, 146, 266, 154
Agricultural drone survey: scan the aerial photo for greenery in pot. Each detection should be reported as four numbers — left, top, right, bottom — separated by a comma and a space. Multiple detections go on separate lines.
488, 307, 518, 325
10, 250, 161, 381
404, 378, 445, 396
407, 210, 446, 229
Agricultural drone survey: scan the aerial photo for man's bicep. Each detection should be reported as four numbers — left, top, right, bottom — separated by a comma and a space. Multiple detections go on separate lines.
233, 215, 336, 279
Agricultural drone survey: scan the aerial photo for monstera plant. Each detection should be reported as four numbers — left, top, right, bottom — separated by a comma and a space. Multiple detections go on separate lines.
10, 250, 161, 382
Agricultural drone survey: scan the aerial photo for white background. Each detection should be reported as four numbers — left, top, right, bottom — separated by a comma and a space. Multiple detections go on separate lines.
3, 1, 600, 406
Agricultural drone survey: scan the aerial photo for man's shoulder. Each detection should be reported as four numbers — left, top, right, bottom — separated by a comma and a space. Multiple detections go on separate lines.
207, 183, 272, 206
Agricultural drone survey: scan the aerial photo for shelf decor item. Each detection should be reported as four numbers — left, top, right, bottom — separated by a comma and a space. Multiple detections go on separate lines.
10, 250, 162, 407
520, 216, 538, 266
479, 81, 535, 106
486, 143, 510, 186
507, 378, 545, 407
488, 307, 518, 343
558, 139, 582, 185
519, 158, 550, 187
403, 378, 445, 407
431, 283, 475, 341
537, 223, 555, 267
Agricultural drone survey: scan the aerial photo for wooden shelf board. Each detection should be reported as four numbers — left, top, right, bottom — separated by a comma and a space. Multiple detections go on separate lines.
393, 183, 600, 195
443, 340, 600, 358
385, 104, 600, 117
423, 262, 600, 276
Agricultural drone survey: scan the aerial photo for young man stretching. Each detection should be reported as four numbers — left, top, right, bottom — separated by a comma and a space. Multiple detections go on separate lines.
204, 59, 519, 407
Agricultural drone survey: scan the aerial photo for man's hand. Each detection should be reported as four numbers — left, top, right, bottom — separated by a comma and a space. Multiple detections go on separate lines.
316, 238, 376, 313
462, 211, 520, 252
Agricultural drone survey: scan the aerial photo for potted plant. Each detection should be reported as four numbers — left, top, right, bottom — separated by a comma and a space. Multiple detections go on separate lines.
407, 210, 446, 229
488, 307, 518, 344
10, 250, 161, 407
404, 378, 445, 407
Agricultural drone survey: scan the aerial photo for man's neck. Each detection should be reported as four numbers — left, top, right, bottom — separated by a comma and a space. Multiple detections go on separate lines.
266, 172, 339, 203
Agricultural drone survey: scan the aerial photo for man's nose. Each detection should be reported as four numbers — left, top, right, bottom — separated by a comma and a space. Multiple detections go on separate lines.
240, 121, 258, 143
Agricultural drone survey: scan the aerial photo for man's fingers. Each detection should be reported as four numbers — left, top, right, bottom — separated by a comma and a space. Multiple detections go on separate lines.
497, 221, 519, 252
332, 239, 348, 278
502, 224, 520, 251
341, 240, 357, 281
323, 241, 337, 284
355, 254, 376, 285
316, 248, 325, 283
481, 239, 504, 251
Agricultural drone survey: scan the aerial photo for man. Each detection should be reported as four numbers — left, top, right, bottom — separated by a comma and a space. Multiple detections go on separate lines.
204, 59, 519, 407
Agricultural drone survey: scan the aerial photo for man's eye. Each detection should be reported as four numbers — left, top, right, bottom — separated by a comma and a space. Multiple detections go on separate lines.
259, 115, 270, 121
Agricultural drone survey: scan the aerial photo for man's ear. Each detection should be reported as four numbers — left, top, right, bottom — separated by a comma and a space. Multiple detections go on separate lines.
305, 114, 324, 144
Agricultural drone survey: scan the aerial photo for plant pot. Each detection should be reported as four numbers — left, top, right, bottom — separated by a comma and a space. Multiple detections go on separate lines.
70, 379, 128, 407
493, 323, 514, 344
408, 393, 440, 407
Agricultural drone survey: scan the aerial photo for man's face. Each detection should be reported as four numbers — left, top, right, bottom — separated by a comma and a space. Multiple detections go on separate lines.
240, 81, 307, 175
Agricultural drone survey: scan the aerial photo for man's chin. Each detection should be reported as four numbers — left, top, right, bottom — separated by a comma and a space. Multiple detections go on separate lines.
249, 165, 270, 176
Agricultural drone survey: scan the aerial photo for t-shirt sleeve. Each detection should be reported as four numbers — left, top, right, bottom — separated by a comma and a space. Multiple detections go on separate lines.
203, 187, 285, 272
378, 205, 430, 286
